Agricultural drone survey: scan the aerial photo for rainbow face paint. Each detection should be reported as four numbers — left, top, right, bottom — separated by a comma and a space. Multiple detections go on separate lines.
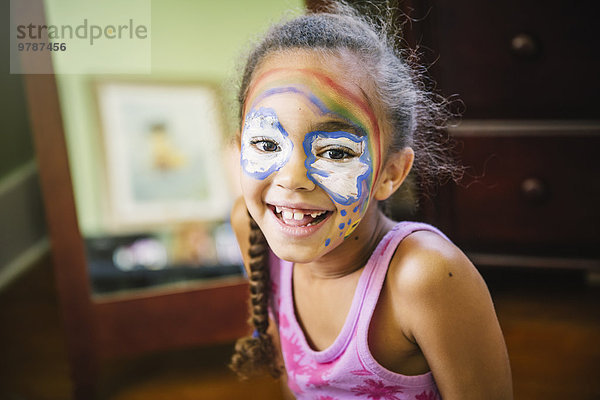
241, 107, 293, 180
244, 67, 382, 184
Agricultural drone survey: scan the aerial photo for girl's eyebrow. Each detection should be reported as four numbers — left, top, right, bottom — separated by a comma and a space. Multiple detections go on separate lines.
309, 120, 366, 137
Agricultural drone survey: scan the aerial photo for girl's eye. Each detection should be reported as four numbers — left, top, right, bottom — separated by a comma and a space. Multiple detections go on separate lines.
320, 148, 355, 160
250, 138, 280, 152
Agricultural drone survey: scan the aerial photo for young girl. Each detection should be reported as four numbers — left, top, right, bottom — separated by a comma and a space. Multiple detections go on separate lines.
229, 3, 512, 399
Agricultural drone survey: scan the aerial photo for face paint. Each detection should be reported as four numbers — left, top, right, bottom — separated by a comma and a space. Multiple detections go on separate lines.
251, 85, 330, 115
245, 67, 383, 184
241, 64, 384, 254
303, 131, 372, 206
240, 107, 293, 180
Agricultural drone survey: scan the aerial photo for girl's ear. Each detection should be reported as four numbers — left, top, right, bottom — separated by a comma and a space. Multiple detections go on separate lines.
373, 147, 414, 201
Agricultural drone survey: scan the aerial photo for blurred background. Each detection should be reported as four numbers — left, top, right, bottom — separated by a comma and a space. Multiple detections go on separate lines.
1, 0, 598, 399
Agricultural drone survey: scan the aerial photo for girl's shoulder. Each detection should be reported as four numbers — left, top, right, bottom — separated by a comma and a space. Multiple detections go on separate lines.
382, 228, 513, 397
385, 228, 492, 339
390, 228, 477, 286
388, 227, 483, 289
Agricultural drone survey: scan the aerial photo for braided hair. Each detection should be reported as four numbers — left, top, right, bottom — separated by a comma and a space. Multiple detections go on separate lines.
229, 213, 281, 378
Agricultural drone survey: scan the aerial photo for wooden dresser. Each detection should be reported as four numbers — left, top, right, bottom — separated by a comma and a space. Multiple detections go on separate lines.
410, 0, 600, 269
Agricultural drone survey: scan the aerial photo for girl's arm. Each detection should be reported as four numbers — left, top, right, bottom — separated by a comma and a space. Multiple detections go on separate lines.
391, 230, 513, 400
231, 196, 252, 274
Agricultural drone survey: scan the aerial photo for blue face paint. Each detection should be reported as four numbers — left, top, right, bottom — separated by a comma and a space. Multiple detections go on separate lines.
302, 130, 373, 206
240, 107, 294, 180
250, 86, 330, 115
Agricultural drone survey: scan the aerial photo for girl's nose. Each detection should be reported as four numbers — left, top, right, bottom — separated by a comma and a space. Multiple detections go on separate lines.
273, 149, 315, 191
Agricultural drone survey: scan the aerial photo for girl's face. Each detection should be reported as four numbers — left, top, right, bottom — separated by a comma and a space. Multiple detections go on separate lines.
240, 51, 387, 263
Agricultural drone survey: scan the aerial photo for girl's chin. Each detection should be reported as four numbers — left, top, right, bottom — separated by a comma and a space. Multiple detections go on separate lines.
267, 241, 328, 264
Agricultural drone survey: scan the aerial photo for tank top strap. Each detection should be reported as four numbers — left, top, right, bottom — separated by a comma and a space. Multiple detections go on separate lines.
355, 222, 450, 357
268, 249, 288, 326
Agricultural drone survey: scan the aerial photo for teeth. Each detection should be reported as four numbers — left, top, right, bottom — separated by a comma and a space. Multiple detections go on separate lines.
276, 207, 327, 221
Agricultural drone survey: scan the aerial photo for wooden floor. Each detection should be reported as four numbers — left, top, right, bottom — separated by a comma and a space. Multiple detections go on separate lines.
0, 253, 598, 399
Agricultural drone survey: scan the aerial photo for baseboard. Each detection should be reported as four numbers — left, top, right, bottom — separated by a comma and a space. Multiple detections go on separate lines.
0, 237, 50, 291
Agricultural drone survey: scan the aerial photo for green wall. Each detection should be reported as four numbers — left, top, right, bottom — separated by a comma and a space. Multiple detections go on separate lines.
46, 0, 303, 235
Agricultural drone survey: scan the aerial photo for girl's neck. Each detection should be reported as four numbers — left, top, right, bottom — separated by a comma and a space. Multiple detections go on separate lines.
296, 207, 395, 280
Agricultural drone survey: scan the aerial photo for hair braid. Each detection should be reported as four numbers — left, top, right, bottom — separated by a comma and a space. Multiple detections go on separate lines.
229, 214, 281, 379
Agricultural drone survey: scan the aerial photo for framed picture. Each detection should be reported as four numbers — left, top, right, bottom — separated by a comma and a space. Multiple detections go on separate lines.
95, 80, 231, 232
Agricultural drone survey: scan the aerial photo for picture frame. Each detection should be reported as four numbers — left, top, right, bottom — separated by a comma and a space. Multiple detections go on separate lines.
95, 80, 231, 232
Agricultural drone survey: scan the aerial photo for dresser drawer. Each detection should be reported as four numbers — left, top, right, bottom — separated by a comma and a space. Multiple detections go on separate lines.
442, 122, 600, 256
414, 0, 600, 119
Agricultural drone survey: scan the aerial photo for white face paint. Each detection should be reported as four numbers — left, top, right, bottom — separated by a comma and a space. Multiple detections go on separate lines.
241, 107, 293, 180
303, 131, 372, 206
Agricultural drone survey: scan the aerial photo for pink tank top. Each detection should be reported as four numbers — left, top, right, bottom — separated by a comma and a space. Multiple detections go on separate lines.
269, 221, 448, 400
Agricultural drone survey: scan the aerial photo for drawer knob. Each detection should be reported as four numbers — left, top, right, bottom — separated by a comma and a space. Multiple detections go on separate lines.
511, 33, 539, 58
521, 177, 549, 204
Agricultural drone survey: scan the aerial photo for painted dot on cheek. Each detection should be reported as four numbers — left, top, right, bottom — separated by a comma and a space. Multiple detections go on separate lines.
348, 219, 352, 226
325, 238, 331, 247
353, 206, 358, 213
339, 223, 345, 230
341, 210, 347, 216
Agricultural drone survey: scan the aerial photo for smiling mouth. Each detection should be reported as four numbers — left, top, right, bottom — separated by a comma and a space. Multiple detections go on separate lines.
268, 205, 332, 227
